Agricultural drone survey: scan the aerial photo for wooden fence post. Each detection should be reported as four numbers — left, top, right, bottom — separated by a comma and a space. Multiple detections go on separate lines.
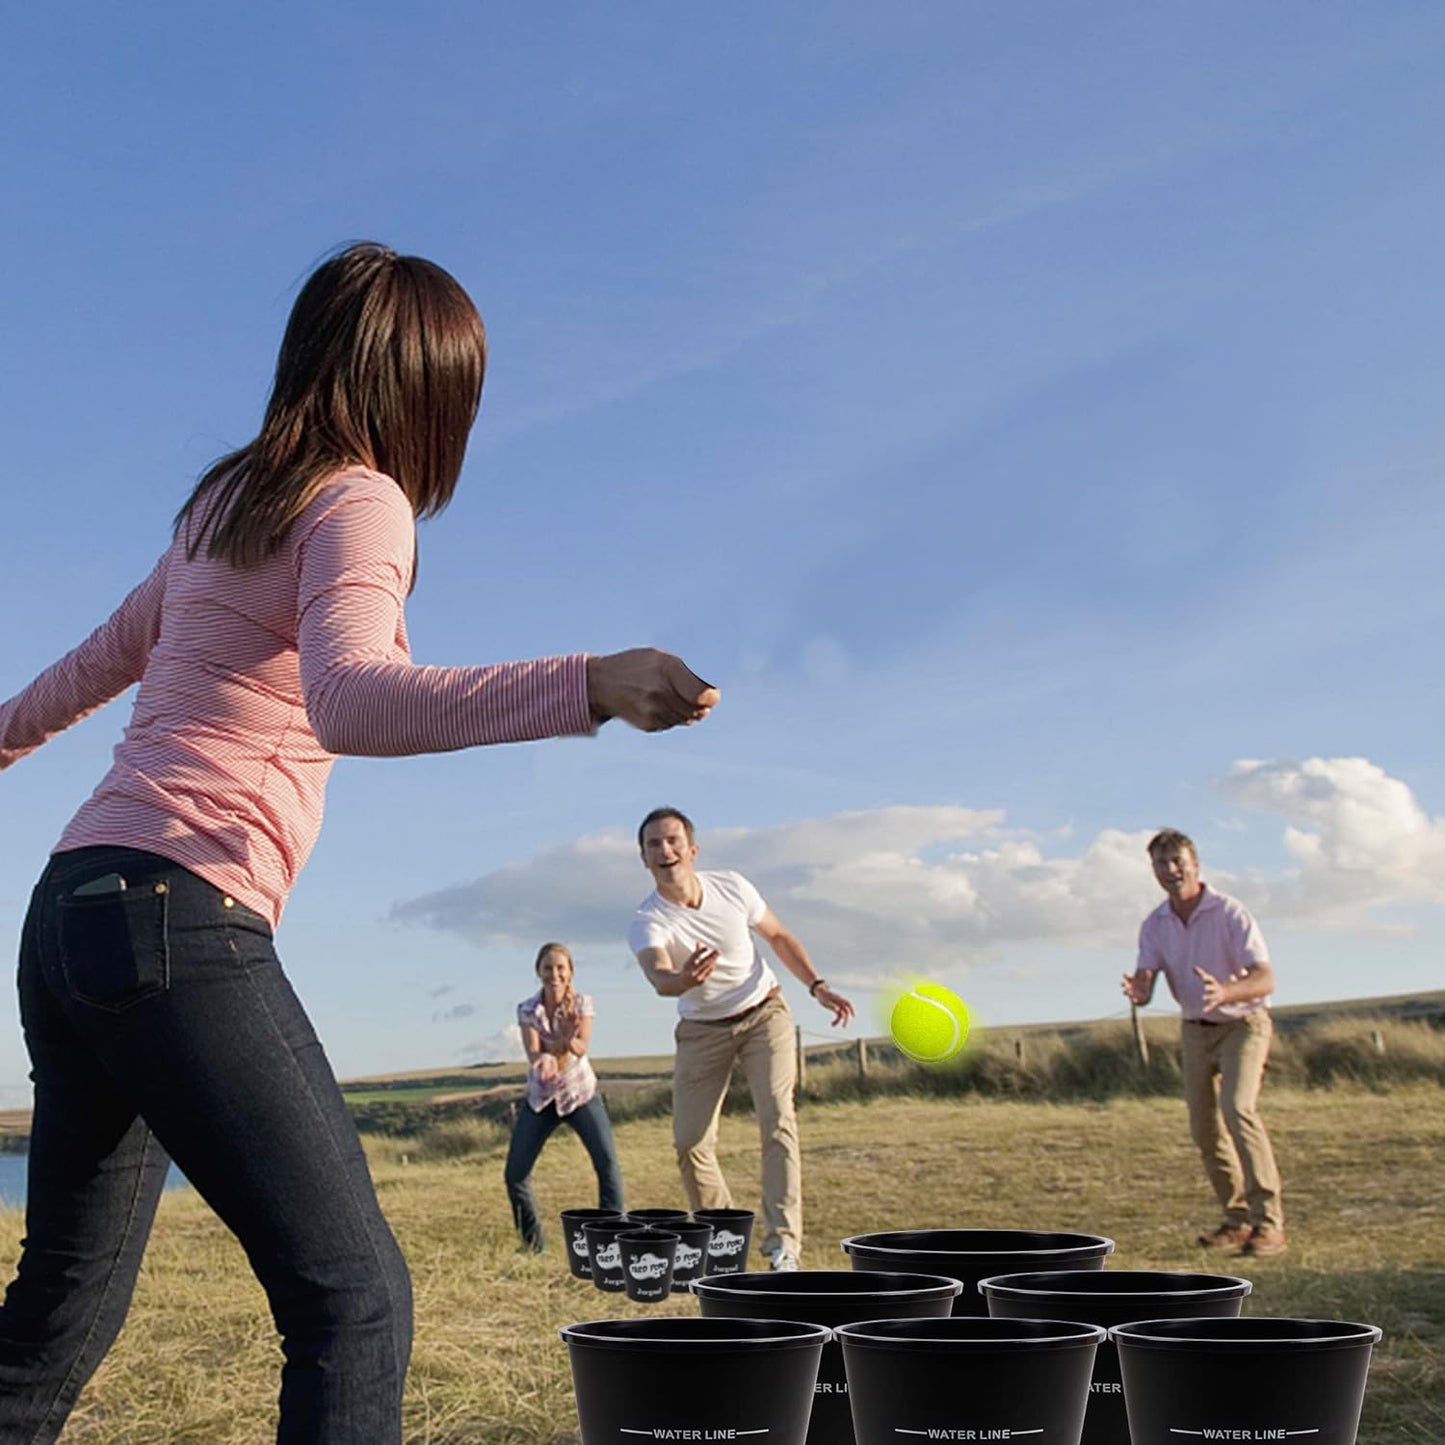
856, 1036, 869, 1080
1131, 1004, 1151, 1068
796, 1027, 806, 1094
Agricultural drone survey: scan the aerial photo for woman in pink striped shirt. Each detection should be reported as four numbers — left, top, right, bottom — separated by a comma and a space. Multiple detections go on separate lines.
0, 243, 717, 1445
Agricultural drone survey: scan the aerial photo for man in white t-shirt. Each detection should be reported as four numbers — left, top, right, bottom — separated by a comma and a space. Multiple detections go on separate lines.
628, 807, 854, 1271
1122, 828, 1286, 1257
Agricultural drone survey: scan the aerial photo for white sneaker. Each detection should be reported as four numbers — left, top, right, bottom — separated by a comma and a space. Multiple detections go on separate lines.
768, 1246, 800, 1272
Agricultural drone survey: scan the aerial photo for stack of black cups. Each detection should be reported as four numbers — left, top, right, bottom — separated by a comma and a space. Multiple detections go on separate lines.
560, 1205, 757, 1304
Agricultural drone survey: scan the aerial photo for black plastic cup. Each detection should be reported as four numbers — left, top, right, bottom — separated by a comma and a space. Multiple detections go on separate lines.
1113, 1317, 1383, 1445
625, 1207, 691, 1228
668, 1221, 714, 1293
559, 1208, 624, 1280
980, 1270, 1253, 1444
560, 1317, 830, 1445
692, 1208, 756, 1274
694, 1269, 961, 1445
837, 1316, 1106, 1445
618, 1229, 679, 1304
842, 1228, 1114, 1315
582, 1218, 634, 1293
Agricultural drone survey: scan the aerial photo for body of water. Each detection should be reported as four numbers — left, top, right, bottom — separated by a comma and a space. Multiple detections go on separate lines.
0, 1154, 190, 1209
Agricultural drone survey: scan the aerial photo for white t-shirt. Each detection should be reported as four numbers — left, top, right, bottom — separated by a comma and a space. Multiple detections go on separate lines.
628, 869, 778, 1021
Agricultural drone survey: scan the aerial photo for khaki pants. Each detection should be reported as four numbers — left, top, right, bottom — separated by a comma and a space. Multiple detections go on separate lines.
672, 995, 801, 1258
1180, 1013, 1284, 1230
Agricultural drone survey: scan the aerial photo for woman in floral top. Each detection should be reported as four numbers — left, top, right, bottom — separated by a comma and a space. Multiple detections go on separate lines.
504, 942, 624, 1249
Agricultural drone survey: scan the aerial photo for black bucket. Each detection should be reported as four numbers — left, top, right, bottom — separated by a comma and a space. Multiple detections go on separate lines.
619, 1228, 678, 1304
693, 1208, 755, 1275
837, 1316, 1106, 1445
559, 1208, 624, 1280
668, 1221, 714, 1293
583, 1218, 634, 1293
980, 1270, 1252, 1444
694, 1269, 961, 1445
842, 1228, 1114, 1314
626, 1207, 691, 1228
1113, 1317, 1383, 1445
560, 1317, 830, 1445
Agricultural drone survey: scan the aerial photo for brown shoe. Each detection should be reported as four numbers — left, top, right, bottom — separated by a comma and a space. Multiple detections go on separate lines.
1197, 1222, 1253, 1250
1240, 1226, 1288, 1258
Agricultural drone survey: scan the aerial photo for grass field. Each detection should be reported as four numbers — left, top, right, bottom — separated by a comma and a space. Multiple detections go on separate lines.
0, 1082, 1438, 1443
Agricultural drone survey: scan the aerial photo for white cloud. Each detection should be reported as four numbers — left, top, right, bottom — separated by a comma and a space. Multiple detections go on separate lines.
391, 832, 645, 948
394, 762, 1445, 987
459, 1023, 525, 1066
1219, 756, 1445, 928
394, 804, 1156, 982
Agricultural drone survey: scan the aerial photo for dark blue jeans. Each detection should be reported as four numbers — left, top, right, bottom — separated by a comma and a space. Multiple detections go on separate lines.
0, 847, 411, 1444
503, 1094, 623, 1249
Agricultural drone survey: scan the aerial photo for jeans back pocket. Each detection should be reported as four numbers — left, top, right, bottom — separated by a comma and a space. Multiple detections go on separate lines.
57, 881, 171, 1012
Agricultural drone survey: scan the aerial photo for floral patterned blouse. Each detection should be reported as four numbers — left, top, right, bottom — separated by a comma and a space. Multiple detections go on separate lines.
517, 989, 598, 1115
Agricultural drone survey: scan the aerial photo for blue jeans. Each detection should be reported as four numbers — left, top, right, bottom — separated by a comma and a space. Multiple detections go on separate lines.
0, 847, 411, 1444
503, 1094, 623, 1249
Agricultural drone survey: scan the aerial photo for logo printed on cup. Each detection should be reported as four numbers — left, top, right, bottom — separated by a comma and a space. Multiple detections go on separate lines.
570, 1230, 589, 1257
674, 1243, 703, 1272
709, 1229, 747, 1258
627, 1252, 673, 1282
593, 1242, 622, 1270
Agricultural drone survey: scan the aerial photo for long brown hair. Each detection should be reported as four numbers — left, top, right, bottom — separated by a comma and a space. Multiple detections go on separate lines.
175, 242, 487, 567
534, 941, 577, 1021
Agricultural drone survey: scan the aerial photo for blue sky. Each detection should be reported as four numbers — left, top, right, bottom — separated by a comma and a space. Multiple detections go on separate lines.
2, 4, 1443, 1099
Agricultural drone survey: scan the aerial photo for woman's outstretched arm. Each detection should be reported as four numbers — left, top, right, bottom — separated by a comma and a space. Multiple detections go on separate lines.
0, 551, 170, 771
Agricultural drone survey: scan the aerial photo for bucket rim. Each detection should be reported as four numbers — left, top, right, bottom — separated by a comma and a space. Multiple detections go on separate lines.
836, 1316, 1107, 1348
691, 1268, 962, 1301
560, 1317, 832, 1350
1111, 1316, 1383, 1348
841, 1228, 1115, 1257
979, 1269, 1253, 1301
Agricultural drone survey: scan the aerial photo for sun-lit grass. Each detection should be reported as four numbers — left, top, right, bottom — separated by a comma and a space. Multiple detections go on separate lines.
0, 1083, 1439, 1442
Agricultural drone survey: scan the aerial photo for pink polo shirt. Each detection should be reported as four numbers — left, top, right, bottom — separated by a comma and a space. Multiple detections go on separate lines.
0, 467, 593, 926
1136, 884, 1271, 1021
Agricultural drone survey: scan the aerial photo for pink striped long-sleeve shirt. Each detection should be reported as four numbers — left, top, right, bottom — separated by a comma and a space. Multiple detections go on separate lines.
0, 467, 593, 925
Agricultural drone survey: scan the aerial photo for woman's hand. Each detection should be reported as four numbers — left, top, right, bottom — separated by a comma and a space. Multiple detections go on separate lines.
532, 1053, 559, 1081
586, 650, 719, 732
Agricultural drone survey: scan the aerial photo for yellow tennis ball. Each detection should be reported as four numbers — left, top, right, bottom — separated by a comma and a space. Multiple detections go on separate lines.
890, 982, 970, 1063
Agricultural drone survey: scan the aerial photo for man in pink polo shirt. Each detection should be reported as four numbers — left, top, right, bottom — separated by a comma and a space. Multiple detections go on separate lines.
1122, 829, 1286, 1258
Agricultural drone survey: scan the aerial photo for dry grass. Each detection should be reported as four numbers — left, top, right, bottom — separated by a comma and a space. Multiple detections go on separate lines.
0, 1084, 1439, 1443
